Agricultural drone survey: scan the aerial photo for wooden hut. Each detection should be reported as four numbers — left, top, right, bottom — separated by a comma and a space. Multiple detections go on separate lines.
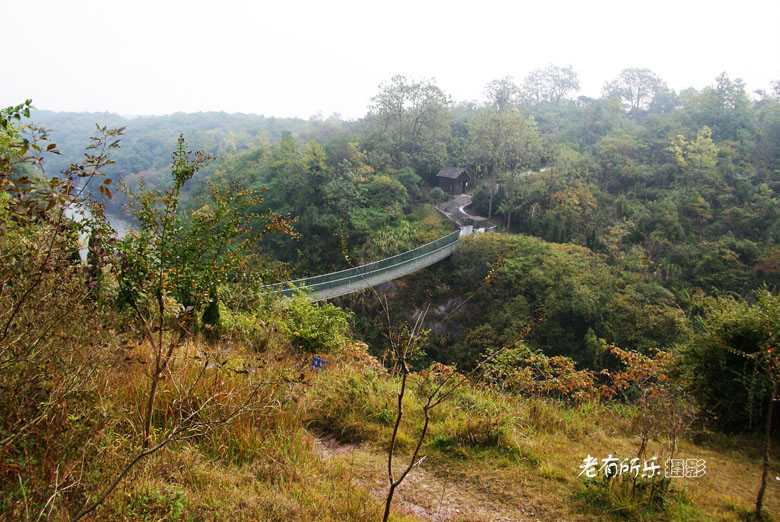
435, 167, 470, 196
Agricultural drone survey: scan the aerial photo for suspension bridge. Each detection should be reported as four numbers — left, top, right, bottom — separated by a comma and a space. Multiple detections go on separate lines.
261, 229, 464, 302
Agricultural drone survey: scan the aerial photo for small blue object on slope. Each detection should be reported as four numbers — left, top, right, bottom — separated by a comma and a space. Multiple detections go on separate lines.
312, 356, 326, 371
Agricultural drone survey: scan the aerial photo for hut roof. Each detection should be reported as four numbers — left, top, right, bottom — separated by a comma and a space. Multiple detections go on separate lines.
435, 167, 469, 180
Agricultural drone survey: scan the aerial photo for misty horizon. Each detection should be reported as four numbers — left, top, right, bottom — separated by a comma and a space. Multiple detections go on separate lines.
4, 0, 778, 120
25, 68, 778, 123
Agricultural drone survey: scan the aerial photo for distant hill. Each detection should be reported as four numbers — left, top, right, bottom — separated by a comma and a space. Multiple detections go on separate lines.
27, 109, 349, 208
29, 109, 347, 179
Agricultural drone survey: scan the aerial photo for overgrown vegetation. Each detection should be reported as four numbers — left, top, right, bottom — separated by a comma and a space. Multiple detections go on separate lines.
3, 64, 780, 520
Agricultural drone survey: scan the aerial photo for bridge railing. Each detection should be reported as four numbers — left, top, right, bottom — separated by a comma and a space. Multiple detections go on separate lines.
261, 230, 460, 298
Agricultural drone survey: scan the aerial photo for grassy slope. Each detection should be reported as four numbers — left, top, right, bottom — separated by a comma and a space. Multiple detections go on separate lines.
11, 336, 774, 521
62, 342, 780, 521
307, 357, 778, 522
34, 340, 420, 522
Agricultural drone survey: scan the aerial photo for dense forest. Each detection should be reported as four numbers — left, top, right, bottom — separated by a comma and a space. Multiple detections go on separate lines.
33, 69, 780, 364
3, 66, 780, 520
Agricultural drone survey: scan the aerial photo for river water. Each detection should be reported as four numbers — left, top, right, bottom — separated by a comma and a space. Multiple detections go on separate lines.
105, 210, 135, 238
66, 206, 136, 261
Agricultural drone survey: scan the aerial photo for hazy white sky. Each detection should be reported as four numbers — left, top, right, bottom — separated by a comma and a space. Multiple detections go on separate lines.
3, 0, 779, 119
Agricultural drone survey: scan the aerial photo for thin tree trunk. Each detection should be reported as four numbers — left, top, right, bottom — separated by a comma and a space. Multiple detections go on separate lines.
756, 381, 776, 520
505, 179, 513, 230
143, 365, 163, 449
487, 181, 494, 220
383, 483, 398, 522
487, 161, 497, 220
383, 371, 407, 522
383, 402, 431, 522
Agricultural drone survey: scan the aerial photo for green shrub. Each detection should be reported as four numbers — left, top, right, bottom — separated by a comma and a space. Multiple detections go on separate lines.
429, 186, 449, 203
117, 484, 187, 521
277, 294, 353, 354
221, 308, 272, 351
308, 367, 397, 442
577, 473, 699, 521
679, 290, 780, 431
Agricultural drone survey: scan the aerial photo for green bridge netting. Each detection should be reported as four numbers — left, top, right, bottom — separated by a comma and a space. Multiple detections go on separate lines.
261, 230, 461, 299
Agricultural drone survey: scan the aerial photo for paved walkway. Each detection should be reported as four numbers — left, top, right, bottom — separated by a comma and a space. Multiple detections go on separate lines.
435, 194, 472, 223
435, 194, 496, 232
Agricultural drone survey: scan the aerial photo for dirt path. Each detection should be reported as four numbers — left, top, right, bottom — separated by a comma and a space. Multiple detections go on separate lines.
314, 437, 549, 522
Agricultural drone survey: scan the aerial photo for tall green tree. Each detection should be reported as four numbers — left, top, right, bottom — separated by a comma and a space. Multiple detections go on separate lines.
484, 76, 521, 111
668, 126, 718, 170
602, 67, 671, 118
680, 72, 754, 143
367, 75, 451, 177
468, 108, 542, 219
521, 64, 581, 106
753, 92, 780, 173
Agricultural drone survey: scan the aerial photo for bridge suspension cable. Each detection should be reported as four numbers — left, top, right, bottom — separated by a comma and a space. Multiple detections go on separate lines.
261, 230, 462, 301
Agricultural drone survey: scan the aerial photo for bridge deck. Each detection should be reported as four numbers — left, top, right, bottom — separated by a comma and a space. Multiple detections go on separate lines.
261, 230, 461, 301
